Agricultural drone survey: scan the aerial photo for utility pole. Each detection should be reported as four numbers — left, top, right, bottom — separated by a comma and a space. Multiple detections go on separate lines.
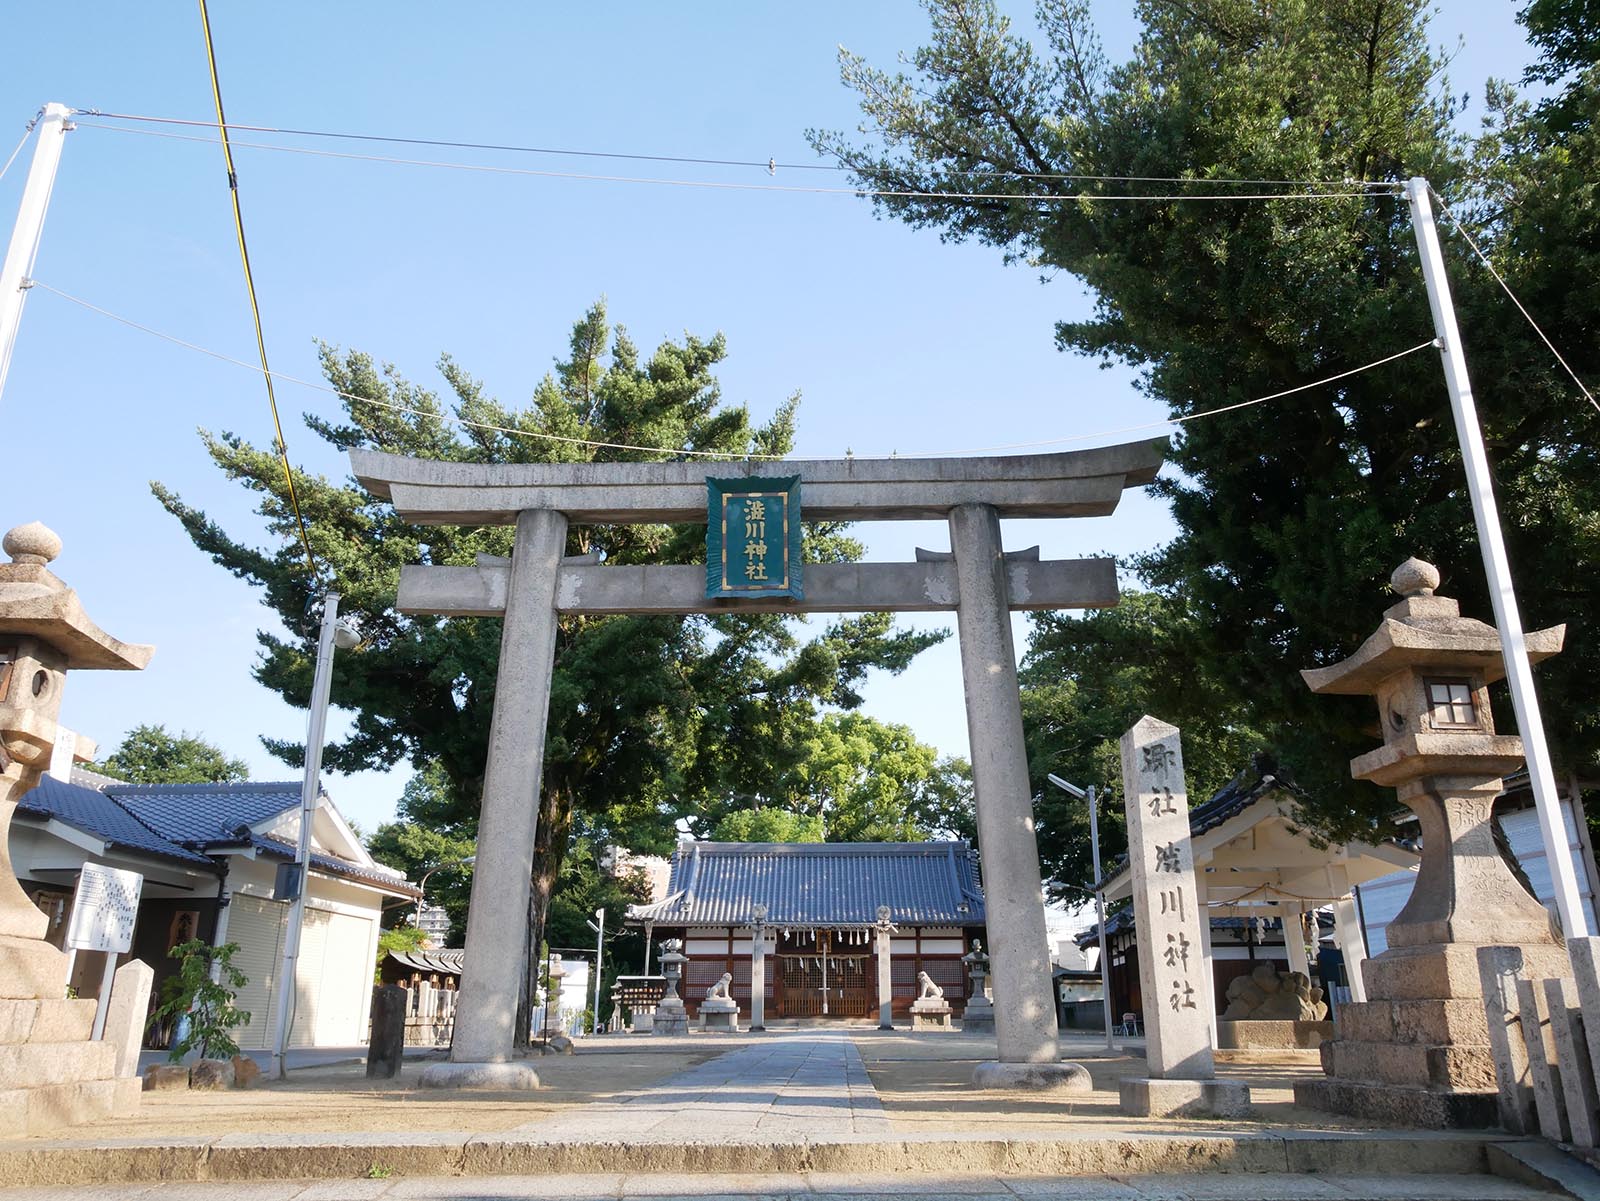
1048, 774, 1115, 1051
271, 593, 355, 1078
1406, 178, 1590, 939
0, 103, 72, 406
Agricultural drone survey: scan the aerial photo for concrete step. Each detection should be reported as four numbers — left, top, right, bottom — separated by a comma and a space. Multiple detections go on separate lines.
0, 1170, 1571, 1200
0, 1130, 1530, 1188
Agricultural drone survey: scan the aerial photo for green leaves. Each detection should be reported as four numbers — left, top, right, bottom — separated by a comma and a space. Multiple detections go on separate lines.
91, 724, 249, 785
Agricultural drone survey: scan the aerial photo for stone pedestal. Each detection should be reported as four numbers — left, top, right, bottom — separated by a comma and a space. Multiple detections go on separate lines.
962, 993, 995, 1032
1217, 1019, 1333, 1050
652, 999, 689, 1036
911, 997, 952, 1030
367, 984, 405, 1079
700, 996, 739, 1032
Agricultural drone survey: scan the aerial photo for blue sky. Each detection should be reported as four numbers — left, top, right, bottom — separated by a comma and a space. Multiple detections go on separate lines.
0, 3, 1541, 834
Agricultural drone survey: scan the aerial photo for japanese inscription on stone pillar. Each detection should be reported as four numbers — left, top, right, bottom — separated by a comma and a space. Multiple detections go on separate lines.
1120, 714, 1215, 1080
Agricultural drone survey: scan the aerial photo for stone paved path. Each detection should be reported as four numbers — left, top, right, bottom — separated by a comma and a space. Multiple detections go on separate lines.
517, 1032, 887, 1139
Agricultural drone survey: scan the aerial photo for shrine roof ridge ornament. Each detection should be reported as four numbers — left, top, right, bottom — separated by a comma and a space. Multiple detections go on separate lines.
349, 438, 1166, 526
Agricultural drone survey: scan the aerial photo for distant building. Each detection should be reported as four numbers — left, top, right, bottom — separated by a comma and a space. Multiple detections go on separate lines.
628, 840, 987, 1022
414, 903, 451, 946
12, 773, 419, 1049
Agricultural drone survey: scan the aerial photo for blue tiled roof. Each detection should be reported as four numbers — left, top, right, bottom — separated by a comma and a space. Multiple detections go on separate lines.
16, 776, 218, 866
16, 777, 418, 896
106, 782, 302, 848
629, 841, 985, 927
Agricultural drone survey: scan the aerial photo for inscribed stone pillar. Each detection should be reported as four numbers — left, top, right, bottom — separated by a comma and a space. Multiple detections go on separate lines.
1542, 977, 1599, 1147
1116, 716, 1249, 1117
431, 507, 566, 1079
1120, 716, 1213, 1080
949, 503, 1057, 1066
1567, 939, 1600, 1113
367, 984, 406, 1079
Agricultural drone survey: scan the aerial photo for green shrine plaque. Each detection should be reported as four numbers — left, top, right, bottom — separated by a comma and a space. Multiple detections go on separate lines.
705, 476, 803, 600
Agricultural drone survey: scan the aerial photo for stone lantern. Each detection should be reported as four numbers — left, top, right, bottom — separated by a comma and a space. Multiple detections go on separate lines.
1294, 557, 1569, 1127
0, 521, 154, 1130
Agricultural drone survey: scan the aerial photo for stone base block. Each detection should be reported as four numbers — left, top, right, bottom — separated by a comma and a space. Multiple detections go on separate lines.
0, 936, 67, 1001
1361, 941, 1568, 1002
0, 1074, 140, 1136
962, 999, 995, 1031
0, 1039, 116, 1090
700, 1003, 739, 1033
0, 997, 96, 1045
652, 1003, 688, 1036
971, 1060, 1091, 1093
417, 1062, 541, 1090
1337, 997, 1491, 1047
1322, 1038, 1497, 1091
912, 1011, 953, 1031
1216, 1019, 1332, 1050
1119, 1076, 1251, 1118
1294, 1076, 1498, 1129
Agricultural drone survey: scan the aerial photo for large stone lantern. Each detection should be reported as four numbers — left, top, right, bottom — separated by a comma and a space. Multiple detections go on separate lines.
0, 522, 154, 1129
1294, 557, 1569, 1127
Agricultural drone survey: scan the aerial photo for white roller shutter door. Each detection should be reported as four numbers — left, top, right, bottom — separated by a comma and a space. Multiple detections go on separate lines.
226, 895, 286, 1050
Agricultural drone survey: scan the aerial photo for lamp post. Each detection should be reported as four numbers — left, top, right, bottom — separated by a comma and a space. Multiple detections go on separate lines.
1047, 774, 1115, 1052
270, 593, 360, 1081
415, 856, 476, 943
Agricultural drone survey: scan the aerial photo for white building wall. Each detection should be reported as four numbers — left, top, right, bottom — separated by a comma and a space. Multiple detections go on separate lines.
1357, 796, 1598, 955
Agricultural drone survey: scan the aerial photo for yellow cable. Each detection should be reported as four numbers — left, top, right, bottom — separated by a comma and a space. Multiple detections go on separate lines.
198, 0, 318, 579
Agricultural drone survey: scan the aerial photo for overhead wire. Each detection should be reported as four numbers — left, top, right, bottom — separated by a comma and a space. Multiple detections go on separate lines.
71, 121, 1389, 204
70, 108, 1398, 189
196, 0, 319, 579
1431, 187, 1600, 418
28, 279, 1438, 464
0, 118, 36, 186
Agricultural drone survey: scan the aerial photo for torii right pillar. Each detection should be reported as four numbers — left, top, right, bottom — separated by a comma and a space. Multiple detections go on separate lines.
1295, 557, 1571, 1127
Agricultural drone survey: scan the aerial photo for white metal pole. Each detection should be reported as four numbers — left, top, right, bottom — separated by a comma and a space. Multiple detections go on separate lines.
1405, 177, 1589, 939
592, 908, 605, 1035
271, 592, 342, 1079
1088, 786, 1114, 1051
0, 103, 72, 406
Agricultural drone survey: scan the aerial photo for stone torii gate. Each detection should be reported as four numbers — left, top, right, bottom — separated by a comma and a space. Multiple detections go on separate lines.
353, 439, 1163, 1088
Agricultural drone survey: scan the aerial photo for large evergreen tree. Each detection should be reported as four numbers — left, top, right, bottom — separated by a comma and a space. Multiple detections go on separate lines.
157, 302, 942, 1039
813, 0, 1600, 848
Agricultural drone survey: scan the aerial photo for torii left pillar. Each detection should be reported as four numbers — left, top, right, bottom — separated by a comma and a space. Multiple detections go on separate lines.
420, 509, 566, 1089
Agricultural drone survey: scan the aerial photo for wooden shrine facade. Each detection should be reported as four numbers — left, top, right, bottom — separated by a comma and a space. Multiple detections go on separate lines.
628, 840, 987, 1021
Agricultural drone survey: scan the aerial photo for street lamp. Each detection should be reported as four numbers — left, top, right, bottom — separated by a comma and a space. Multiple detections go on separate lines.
415, 856, 476, 940
270, 593, 361, 1080
1047, 773, 1115, 1052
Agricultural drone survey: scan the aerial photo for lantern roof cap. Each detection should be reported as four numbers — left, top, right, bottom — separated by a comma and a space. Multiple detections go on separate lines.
0, 522, 153, 670
1302, 558, 1563, 696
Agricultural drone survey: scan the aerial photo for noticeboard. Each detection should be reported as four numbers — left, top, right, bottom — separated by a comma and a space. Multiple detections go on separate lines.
705, 476, 803, 600
65, 862, 143, 954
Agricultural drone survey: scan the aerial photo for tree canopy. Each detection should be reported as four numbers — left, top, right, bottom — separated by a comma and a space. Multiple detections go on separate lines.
90, 724, 249, 785
814, 0, 1600, 854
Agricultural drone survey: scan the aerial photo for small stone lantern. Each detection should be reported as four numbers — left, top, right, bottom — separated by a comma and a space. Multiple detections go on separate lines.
961, 939, 995, 1032
652, 938, 689, 1036
1295, 557, 1570, 1126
